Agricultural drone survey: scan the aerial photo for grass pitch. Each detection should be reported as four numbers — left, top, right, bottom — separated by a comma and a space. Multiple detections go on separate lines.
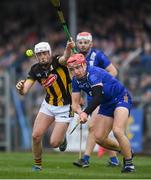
0, 152, 150, 179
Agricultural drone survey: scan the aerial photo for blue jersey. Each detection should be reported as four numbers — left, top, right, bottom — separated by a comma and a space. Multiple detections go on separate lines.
72, 66, 132, 117
86, 48, 111, 102
86, 48, 111, 69
72, 66, 128, 105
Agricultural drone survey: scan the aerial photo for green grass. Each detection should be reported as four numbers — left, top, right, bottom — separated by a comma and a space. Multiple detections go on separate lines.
0, 152, 150, 179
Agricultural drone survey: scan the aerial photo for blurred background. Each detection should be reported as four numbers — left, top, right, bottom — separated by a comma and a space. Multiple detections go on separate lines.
0, 0, 151, 155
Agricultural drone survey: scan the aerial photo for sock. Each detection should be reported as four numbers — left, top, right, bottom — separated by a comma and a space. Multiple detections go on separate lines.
124, 158, 133, 167
34, 158, 42, 167
83, 155, 90, 162
110, 156, 119, 164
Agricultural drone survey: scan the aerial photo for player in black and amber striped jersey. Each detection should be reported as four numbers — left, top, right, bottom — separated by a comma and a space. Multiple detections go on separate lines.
16, 41, 74, 171
27, 54, 72, 106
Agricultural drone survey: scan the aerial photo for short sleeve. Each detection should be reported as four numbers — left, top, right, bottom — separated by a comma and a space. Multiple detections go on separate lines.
72, 77, 81, 92
27, 66, 37, 81
97, 51, 111, 69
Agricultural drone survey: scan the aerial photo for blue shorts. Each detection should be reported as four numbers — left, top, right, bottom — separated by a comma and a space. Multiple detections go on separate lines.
98, 92, 132, 117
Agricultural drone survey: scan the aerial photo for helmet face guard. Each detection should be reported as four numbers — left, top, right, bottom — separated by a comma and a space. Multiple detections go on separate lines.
34, 42, 52, 66
76, 32, 92, 53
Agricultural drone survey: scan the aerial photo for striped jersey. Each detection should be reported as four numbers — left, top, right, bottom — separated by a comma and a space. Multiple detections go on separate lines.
27, 56, 72, 106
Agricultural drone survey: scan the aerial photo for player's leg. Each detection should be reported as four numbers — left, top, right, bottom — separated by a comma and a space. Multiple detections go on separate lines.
73, 106, 99, 167
94, 114, 121, 152
50, 122, 69, 149
106, 131, 120, 167
84, 107, 98, 156
113, 107, 135, 172
32, 100, 56, 171
32, 112, 54, 171
83, 119, 96, 161
77, 107, 119, 168
50, 104, 73, 151
73, 115, 96, 168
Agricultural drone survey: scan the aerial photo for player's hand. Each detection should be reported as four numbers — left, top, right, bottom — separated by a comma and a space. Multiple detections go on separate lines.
16, 80, 25, 91
66, 38, 75, 50
79, 112, 88, 123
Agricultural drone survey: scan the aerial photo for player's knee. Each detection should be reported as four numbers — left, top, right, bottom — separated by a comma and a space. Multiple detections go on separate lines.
88, 125, 94, 133
94, 132, 105, 145
50, 139, 60, 148
112, 127, 124, 139
32, 132, 41, 143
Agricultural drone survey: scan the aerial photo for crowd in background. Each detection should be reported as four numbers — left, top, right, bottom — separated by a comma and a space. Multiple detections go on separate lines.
0, 0, 151, 150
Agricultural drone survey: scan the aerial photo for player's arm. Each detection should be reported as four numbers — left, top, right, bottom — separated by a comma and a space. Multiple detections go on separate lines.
98, 51, 118, 77
71, 92, 83, 115
80, 85, 103, 123
16, 79, 35, 95
59, 38, 75, 65
105, 63, 118, 77
83, 85, 103, 115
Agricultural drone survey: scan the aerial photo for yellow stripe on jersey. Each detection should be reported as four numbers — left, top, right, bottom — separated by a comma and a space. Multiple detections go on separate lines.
46, 88, 55, 105
51, 81, 63, 106
26, 79, 35, 83
56, 67, 67, 90
44, 67, 71, 106
68, 83, 72, 94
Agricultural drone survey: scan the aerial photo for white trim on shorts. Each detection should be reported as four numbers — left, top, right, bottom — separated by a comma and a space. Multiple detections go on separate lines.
39, 100, 73, 123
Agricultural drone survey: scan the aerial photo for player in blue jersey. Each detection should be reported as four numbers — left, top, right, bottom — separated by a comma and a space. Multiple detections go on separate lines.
69, 32, 119, 167
76, 32, 117, 73
67, 53, 135, 173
